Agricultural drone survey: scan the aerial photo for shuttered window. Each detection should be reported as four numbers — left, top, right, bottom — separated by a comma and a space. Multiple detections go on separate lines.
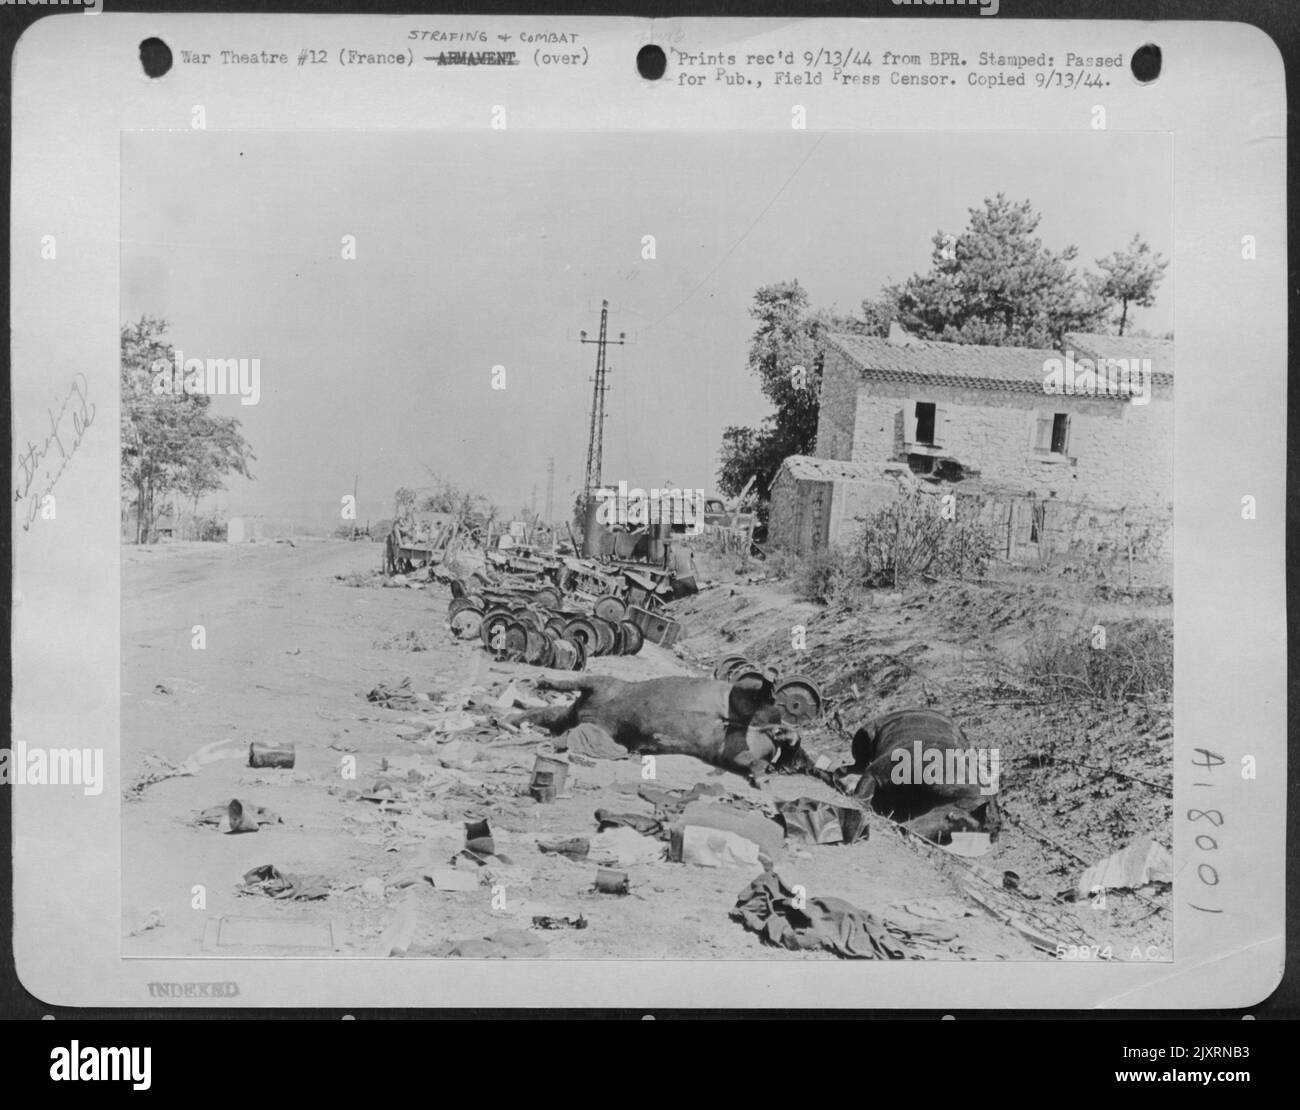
1033, 412, 1071, 455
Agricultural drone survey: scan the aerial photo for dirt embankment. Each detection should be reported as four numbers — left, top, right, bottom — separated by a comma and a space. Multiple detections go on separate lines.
121, 540, 1171, 967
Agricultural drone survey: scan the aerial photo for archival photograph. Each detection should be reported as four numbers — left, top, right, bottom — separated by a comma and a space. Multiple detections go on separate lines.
120, 129, 1173, 962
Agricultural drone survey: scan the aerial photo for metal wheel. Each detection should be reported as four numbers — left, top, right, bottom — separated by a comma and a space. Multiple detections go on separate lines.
563, 617, 601, 655
714, 654, 749, 680
502, 620, 531, 659
449, 608, 483, 640
480, 608, 514, 651
523, 627, 551, 665
593, 594, 627, 623
591, 617, 617, 656
533, 586, 562, 611
774, 675, 824, 724
620, 620, 644, 655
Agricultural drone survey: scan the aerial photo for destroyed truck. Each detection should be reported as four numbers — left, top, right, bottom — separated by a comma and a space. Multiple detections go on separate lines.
592, 484, 709, 535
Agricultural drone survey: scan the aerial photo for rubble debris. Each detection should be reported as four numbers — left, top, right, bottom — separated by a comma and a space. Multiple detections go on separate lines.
464, 817, 495, 856
731, 872, 910, 960
425, 869, 480, 892
124, 907, 165, 937
238, 864, 331, 901
776, 797, 869, 846
227, 798, 281, 833
532, 914, 588, 930
529, 751, 570, 803
248, 741, 296, 769
669, 803, 785, 868
552, 722, 627, 761
1073, 835, 1172, 901
638, 781, 724, 814
537, 837, 590, 860
194, 800, 283, 830
677, 826, 762, 868
942, 832, 991, 858
593, 810, 663, 837
127, 739, 243, 797
593, 867, 630, 895
590, 826, 664, 867
364, 677, 435, 710
362, 876, 387, 901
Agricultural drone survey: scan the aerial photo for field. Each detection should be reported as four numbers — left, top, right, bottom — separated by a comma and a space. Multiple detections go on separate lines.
121, 537, 1172, 963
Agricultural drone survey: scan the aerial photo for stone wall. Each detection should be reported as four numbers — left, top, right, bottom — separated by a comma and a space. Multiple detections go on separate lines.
814, 347, 1173, 516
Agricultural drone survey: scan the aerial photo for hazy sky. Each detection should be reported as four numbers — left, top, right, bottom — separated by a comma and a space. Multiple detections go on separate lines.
122, 129, 1172, 527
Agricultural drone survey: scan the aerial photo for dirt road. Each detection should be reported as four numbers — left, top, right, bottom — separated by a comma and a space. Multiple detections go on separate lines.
121, 539, 1167, 963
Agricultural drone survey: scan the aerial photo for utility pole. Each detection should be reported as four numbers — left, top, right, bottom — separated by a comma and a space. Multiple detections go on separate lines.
579, 299, 625, 498
352, 473, 359, 540
544, 456, 555, 526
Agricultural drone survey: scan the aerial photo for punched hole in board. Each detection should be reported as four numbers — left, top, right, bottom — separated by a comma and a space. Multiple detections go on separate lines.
637, 44, 667, 80
139, 37, 173, 79
1131, 44, 1161, 84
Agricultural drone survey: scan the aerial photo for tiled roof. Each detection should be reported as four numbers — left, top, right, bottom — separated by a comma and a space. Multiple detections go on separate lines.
828, 330, 1174, 393
827, 333, 1065, 394
775, 455, 889, 484
1064, 333, 1174, 380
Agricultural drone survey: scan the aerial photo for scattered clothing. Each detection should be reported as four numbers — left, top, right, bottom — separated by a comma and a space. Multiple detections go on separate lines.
731, 872, 909, 960
537, 837, 590, 860
777, 797, 869, 846
679, 826, 761, 868
365, 677, 432, 710
1075, 835, 1172, 900
532, 914, 587, 930
238, 864, 330, 901
594, 810, 664, 837
556, 722, 629, 761
590, 826, 665, 867
672, 802, 785, 867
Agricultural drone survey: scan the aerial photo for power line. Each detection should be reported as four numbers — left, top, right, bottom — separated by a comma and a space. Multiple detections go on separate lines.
579, 299, 625, 497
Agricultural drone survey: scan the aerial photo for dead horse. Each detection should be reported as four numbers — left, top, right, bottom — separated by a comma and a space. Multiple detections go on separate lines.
512, 673, 797, 780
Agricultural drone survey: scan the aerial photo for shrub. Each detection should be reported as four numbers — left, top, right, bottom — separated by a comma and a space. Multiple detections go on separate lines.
792, 547, 863, 604
1021, 616, 1172, 702
856, 489, 997, 585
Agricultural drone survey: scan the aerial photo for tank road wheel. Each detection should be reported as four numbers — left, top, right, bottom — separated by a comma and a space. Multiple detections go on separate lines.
502, 620, 531, 661
593, 594, 627, 624
450, 608, 484, 640
714, 654, 749, 680
590, 617, 617, 656
774, 675, 824, 724
533, 586, 562, 612
620, 620, 644, 655
523, 627, 551, 666
480, 608, 514, 652
563, 617, 601, 657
